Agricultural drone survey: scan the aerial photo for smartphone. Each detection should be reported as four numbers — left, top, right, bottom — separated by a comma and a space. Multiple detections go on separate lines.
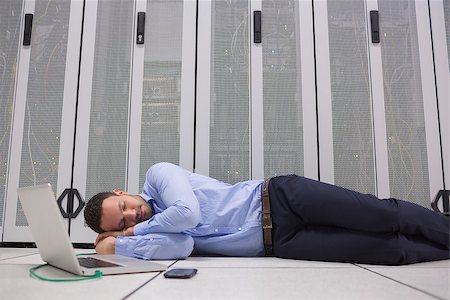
164, 268, 198, 279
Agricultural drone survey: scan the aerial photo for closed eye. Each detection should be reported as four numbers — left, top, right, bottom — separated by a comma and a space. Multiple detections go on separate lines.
117, 201, 125, 230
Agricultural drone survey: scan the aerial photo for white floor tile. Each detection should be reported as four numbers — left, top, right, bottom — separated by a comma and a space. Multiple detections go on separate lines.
0, 248, 95, 264
175, 257, 357, 269
358, 259, 450, 269
0, 263, 161, 300
129, 267, 436, 300
0, 253, 44, 265
357, 264, 450, 300
1, 248, 447, 300
0, 248, 38, 261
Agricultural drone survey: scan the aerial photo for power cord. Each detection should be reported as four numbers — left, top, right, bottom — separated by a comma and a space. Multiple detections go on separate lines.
28, 253, 103, 282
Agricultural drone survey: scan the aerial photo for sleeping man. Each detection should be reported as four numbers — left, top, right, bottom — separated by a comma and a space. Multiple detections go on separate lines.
84, 162, 450, 265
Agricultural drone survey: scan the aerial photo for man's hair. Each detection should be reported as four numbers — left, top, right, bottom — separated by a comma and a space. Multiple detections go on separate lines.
84, 192, 115, 234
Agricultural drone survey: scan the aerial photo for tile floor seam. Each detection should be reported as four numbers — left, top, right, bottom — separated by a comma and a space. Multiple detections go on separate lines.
170, 266, 356, 269
354, 264, 447, 300
120, 260, 179, 300
0, 252, 39, 262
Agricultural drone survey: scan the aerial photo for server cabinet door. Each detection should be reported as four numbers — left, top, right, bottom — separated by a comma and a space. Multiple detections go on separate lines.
430, 0, 450, 212
70, 0, 196, 243
71, 0, 135, 243
3, 0, 83, 242
0, 0, 25, 242
372, 0, 443, 207
198, 0, 317, 181
196, 0, 252, 183
127, 0, 196, 193
251, 0, 317, 180
316, 0, 444, 207
315, 0, 377, 194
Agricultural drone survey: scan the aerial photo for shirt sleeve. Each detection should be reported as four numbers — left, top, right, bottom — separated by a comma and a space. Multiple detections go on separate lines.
134, 162, 201, 235
115, 233, 194, 260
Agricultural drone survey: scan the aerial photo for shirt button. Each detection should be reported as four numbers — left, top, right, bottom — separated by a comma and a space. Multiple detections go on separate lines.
214, 229, 218, 232
238, 227, 242, 231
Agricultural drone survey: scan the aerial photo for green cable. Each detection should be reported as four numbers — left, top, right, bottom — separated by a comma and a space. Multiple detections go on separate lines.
28, 253, 103, 282
29, 264, 102, 282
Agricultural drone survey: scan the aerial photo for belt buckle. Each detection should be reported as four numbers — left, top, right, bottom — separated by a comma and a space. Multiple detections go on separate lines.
262, 214, 272, 229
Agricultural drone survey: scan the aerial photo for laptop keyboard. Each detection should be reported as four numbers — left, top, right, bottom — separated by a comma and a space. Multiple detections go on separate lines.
78, 256, 121, 268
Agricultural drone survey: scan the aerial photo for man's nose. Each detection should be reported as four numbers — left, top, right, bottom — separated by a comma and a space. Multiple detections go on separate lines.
124, 209, 136, 223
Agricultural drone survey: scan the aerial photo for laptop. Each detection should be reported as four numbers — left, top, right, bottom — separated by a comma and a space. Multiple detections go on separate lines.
17, 183, 167, 276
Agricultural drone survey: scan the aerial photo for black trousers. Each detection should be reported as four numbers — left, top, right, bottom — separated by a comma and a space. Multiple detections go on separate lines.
269, 175, 450, 265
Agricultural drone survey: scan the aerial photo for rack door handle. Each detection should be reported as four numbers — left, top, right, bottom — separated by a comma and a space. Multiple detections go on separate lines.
431, 190, 450, 217
57, 189, 85, 218
137, 12, 145, 44
254, 10, 261, 43
23, 13, 33, 46
370, 10, 380, 43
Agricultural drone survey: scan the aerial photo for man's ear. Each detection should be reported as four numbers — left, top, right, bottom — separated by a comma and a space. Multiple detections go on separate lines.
112, 189, 128, 196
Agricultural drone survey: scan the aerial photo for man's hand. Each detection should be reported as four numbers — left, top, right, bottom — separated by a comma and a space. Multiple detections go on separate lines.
95, 226, 135, 245
95, 236, 116, 255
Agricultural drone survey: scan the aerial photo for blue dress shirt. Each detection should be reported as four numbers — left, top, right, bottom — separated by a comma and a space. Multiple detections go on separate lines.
115, 162, 265, 260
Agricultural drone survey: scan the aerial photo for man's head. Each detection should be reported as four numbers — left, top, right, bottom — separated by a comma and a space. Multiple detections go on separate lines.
84, 190, 152, 233
84, 192, 114, 233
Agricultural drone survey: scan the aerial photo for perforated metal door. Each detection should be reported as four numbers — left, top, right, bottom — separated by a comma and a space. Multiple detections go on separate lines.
15, 0, 72, 226
378, 0, 436, 206
445, 0, 450, 67
324, 0, 376, 194
0, 0, 24, 231
138, 0, 185, 188
83, 0, 134, 199
209, 0, 251, 184
262, 0, 306, 178
71, 0, 196, 242
3, 0, 83, 242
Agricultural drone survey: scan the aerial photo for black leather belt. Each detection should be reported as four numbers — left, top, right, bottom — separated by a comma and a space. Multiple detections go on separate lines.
261, 178, 273, 256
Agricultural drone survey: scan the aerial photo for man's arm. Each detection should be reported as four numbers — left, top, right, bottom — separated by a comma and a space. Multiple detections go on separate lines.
135, 162, 201, 235
95, 226, 134, 245
115, 233, 194, 260
95, 236, 116, 255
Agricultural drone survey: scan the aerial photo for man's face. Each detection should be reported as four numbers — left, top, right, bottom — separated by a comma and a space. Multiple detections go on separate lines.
100, 190, 152, 232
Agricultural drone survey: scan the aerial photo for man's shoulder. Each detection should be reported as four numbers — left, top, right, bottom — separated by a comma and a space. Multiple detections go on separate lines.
146, 162, 190, 185
147, 162, 180, 175
150, 162, 177, 170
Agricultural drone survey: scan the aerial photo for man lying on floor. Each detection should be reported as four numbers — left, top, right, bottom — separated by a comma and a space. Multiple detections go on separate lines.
84, 162, 450, 265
